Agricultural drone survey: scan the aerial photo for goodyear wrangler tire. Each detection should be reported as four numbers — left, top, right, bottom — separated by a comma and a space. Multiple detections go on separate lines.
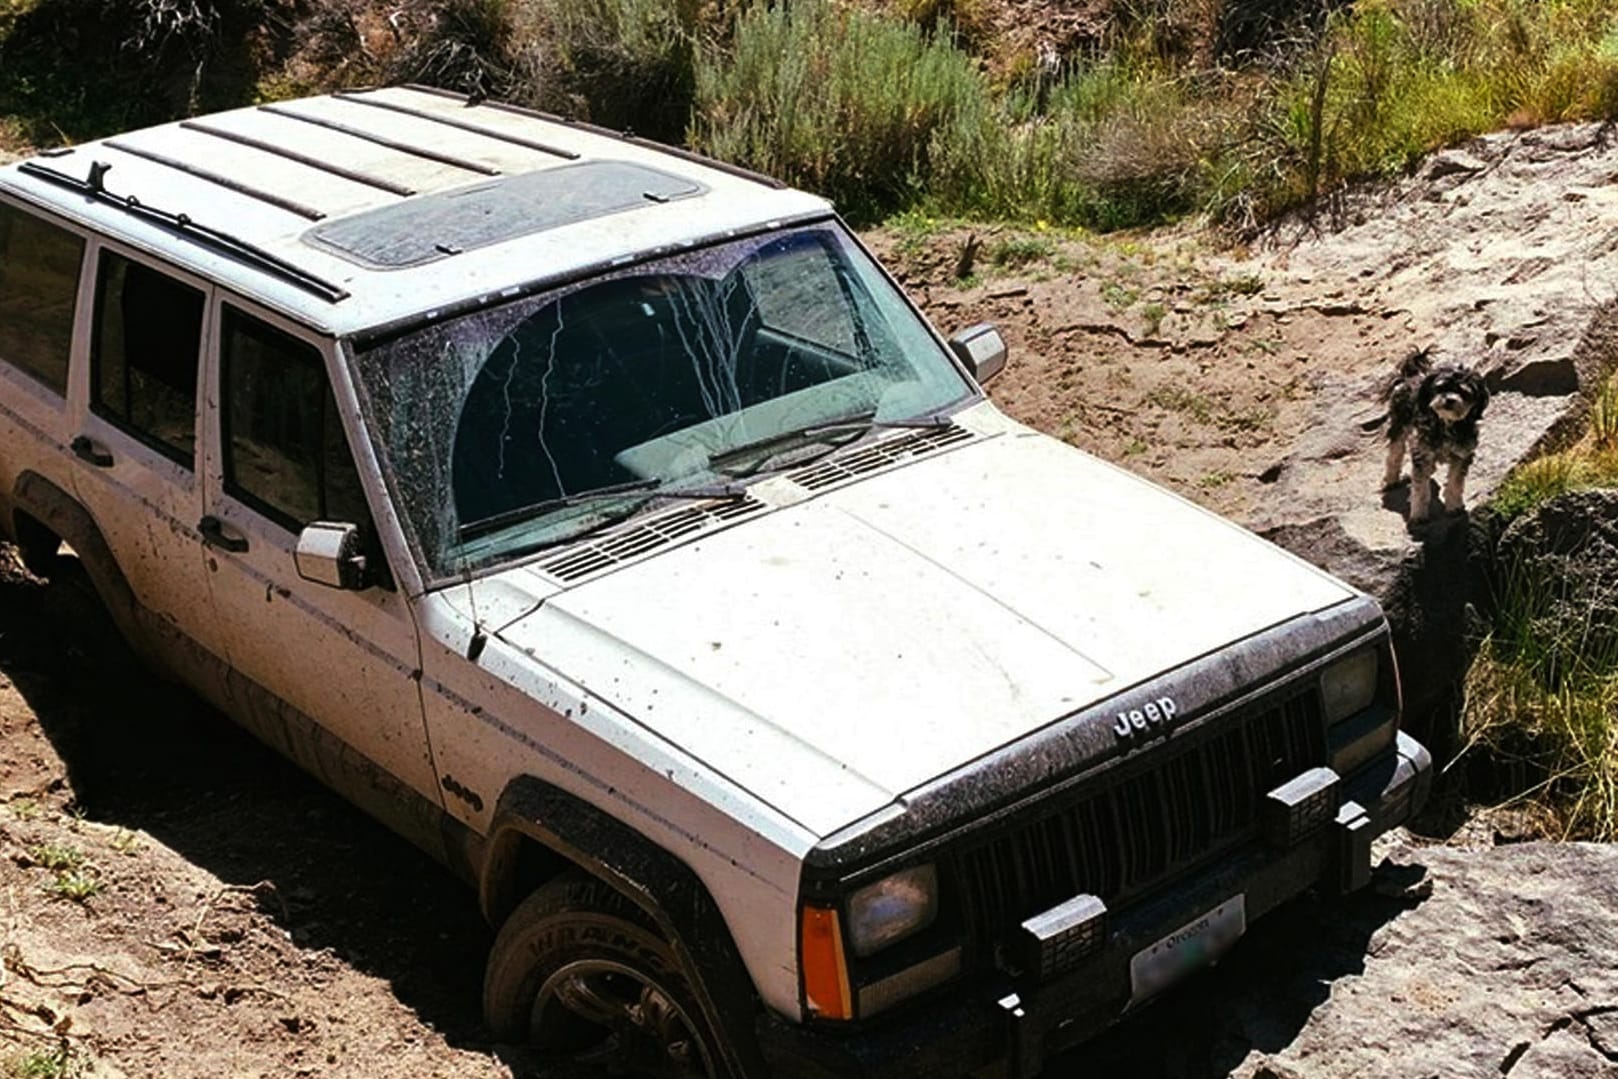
483, 872, 720, 1078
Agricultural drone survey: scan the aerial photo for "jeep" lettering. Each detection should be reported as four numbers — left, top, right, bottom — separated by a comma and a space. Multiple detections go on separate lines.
1113, 696, 1180, 739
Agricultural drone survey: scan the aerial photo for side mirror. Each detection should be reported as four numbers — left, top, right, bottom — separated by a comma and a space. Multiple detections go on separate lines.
948, 323, 1008, 385
295, 521, 369, 591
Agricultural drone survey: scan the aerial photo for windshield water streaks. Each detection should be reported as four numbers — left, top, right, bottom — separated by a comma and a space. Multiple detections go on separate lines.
350, 223, 976, 579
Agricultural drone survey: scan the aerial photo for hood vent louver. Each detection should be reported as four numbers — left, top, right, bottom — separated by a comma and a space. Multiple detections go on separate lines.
788, 423, 974, 491
536, 497, 763, 582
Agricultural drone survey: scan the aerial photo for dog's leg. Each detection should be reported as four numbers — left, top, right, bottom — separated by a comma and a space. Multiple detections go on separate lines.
1408, 446, 1436, 521
1382, 436, 1407, 489
1442, 456, 1471, 513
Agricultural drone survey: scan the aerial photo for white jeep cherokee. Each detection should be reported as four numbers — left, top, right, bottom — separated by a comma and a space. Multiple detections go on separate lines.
0, 86, 1430, 1078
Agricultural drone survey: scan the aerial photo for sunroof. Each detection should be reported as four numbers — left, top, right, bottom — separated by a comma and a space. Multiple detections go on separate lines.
302, 160, 705, 268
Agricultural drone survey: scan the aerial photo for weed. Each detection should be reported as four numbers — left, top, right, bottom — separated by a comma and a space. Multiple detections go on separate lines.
1221, 404, 1276, 433
1140, 302, 1168, 337
8, 1046, 75, 1079
1591, 375, 1618, 451
1198, 470, 1233, 488
28, 843, 83, 872
1101, 281, 1140, 310
108, 828, 142, 856
47, 868, 103, 903
1201, 272, 1265, 301
1491, 451, 1586, 522
9, 798, 40, 821
987, 234, 1057, 269
1122, 438, 1148, 457
1146, 385, 1213, 423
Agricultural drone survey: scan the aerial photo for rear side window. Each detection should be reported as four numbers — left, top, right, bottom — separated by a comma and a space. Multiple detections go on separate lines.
91, 252, 204, 465
221, 307, 370, 533
0, 203, 85, 394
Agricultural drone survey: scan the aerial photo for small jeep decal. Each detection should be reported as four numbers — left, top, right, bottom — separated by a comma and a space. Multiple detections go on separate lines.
1113, 696, 1179, 740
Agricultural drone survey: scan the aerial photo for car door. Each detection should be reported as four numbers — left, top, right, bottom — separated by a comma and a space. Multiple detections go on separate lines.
68, 243, 227, 698
199, 298, 441, 829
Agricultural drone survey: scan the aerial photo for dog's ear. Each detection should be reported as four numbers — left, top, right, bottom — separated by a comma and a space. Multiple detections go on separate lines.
1415, 369, 1439, 411
1398, 348, 1432, 382
1469, 371, 1490, 419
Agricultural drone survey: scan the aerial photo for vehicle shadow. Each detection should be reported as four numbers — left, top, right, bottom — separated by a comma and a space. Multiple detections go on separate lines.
1049, 863, 1430, 1077
0, 558, 502, 1059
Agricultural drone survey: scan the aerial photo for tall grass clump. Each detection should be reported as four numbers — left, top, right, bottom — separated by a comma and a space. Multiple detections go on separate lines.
1465, 368, 1618, 840
691, 0, 985, 221
1466, 563, 1618, 840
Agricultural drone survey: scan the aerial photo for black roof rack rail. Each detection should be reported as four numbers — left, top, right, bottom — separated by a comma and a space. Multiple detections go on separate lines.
17, 160, 351, 304
333, 90, 581, 161
104, 140, 327, 221
257, 104, 501, 177
401, 83, 790, 191
179, 120, 417, 197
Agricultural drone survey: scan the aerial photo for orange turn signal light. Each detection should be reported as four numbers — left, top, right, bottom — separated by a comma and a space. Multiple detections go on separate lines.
800, 904, 853, 1020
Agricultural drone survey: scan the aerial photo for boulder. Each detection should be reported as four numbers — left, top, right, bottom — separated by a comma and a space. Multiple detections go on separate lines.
1059, 839, 1618, 1078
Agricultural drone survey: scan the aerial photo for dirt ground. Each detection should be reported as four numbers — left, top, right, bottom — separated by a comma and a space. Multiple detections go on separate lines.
0, 222, 1429, 1078
0, 551, 518, 1078
869, 220, 1424, 524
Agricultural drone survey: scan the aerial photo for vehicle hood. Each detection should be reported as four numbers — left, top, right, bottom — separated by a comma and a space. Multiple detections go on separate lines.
492, 427, 1354, 837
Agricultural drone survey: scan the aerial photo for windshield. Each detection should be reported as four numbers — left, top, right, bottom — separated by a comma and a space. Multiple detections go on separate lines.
350, 222, 976, 579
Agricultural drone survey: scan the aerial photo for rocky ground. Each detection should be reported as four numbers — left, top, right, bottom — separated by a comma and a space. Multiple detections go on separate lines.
1, 123, 1617, 1075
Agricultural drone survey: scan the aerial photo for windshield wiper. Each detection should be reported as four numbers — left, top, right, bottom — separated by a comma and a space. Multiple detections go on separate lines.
458, 477, 746, 542
709, 410, 955, 476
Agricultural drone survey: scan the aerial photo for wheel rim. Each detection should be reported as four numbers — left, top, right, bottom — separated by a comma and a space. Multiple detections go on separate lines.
532, 958, 715, 1078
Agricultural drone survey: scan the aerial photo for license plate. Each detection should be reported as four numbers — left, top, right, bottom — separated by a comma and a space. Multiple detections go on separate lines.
1128, 895, 1246, 1005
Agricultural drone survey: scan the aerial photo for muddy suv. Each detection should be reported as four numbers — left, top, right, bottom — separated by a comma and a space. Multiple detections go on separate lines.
0, 87, 1429, 1078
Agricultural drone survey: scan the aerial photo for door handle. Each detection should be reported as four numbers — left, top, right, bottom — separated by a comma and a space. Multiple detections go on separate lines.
70, 435, 113, 468
198, 515, 249, 553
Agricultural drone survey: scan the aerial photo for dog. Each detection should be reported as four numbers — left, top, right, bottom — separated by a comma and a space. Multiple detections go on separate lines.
1380, 349, 1489, 522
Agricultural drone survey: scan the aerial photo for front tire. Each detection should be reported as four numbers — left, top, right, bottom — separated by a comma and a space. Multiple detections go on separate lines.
484, 872, 720, 1078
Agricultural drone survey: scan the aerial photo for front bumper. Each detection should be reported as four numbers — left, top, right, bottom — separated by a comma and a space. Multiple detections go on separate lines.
759, 731, 1432, 1079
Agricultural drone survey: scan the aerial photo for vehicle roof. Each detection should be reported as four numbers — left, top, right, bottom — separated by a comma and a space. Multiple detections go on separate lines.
0, 85, 833, 338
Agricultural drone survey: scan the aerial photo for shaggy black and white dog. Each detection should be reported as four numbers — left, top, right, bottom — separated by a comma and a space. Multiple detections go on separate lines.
1380, 350, 1490, 522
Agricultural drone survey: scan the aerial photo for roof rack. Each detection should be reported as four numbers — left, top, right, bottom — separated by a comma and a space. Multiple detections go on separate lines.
104, 139, 327, 221
179, 120, 417, 197
333, 90, 580, 161
16, 160, 351, 304
257, 103, 501, 177
401, 83, 790, 191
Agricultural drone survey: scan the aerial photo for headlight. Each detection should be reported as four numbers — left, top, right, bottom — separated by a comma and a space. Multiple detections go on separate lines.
1320, 649, 1378, 725
846, 864, 938, 957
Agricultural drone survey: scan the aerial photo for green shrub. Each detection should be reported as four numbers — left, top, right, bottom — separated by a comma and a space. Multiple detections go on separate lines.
505, 0, 699, 143
691, 0, 985, 221
0, 0, 277, 143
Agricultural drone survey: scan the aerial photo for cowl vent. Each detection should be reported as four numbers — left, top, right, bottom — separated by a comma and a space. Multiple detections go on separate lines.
789, 424, 974, 491
535, 497, 762, 582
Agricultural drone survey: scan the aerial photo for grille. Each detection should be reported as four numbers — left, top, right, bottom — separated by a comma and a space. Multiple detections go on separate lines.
788, 424, 973, 491
949, 687, 1324, 957
535, 497, 763, 582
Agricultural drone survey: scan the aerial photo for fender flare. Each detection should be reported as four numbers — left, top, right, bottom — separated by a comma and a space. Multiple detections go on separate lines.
480, 775, 769, 1079
11, 471, 148, 656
